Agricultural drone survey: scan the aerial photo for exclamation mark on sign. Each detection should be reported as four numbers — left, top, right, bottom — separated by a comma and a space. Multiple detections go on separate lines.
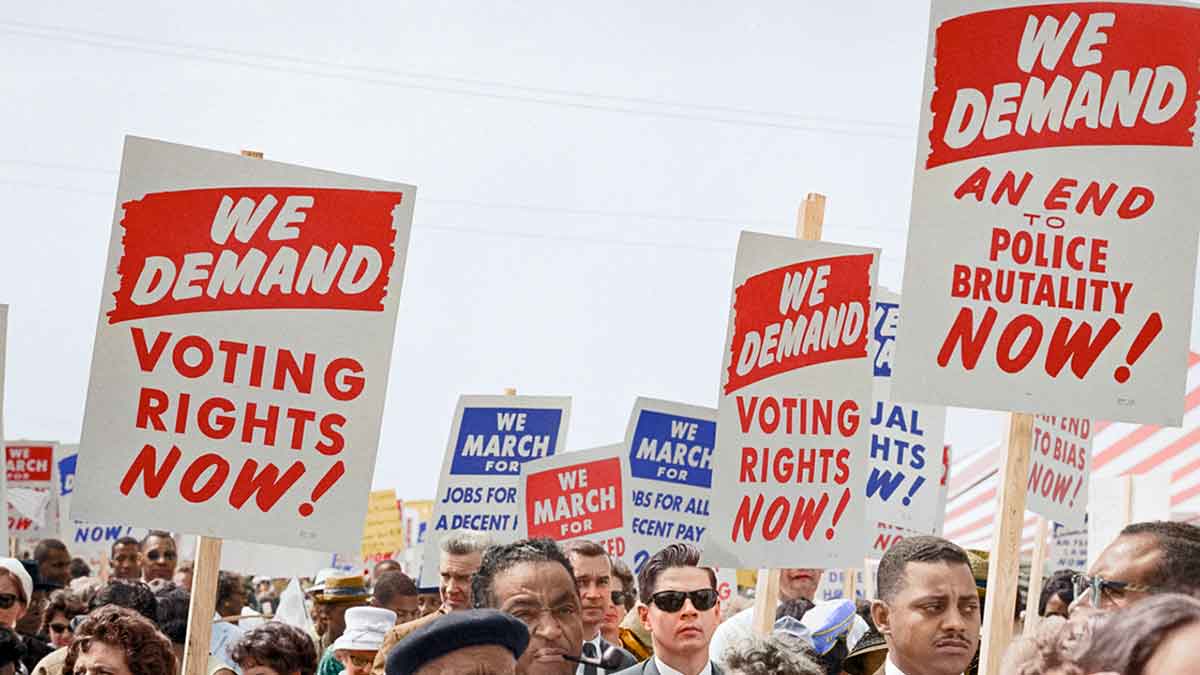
1114, 312, 1162, 383
902, 476, 926, 506
1069, 474, 1083, 509
299, 461, 345, 517
825, 488, 851, 540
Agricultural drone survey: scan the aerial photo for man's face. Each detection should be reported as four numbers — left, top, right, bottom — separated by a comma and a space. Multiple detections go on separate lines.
381, 594, 420, 624
872, 561, 980, 675
336, 649, 377, 675
141, 535, 178, 582
312, 602, 330, 635
110, 543, 141, 580
39, 549, 71, 586
493, 561, 582, 675
780, 568, 823, 601
441, 551, 483, 612
325, 602, 355, 641
1069, 533, 1162, 616
638, 567, 720, 665
415, 644, 517, 675
602, 576, 629, 641
567, 553, 611, 638
418, 592, 442, 617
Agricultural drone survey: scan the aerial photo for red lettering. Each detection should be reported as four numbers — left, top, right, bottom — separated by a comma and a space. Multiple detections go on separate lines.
130, 328, 171, 373
119, 443, 182, 497
316, 414, 346, 456
179, 453, 229, 503
1045, 317, 1121, 379
996, 314, 1042, 373
135, 388, 169, 432
173, 335, 214, 378
228, 460, 306, 511
937, 306, 997, 370
325, 358, 365, 401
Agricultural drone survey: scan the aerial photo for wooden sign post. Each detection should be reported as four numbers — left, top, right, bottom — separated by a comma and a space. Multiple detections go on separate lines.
1022, 517, 1049, 637
750, 192, 825, 636
978, 413, 1034, 675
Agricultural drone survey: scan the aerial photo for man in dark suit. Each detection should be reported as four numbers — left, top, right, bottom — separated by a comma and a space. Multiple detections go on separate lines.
562, 541, 638, 674
614, 544, 723, 675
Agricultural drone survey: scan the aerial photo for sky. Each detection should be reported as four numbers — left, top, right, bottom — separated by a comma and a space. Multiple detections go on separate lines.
2, 2, 1197, 502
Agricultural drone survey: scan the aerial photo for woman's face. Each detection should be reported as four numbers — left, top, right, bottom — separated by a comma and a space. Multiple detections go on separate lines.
47, 611, 73, 648
73, 640, 133, 675
0, 576, 27, 629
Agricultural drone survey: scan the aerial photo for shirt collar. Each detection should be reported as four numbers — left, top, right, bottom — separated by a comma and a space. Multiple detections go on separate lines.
653, 656, 713, 675
885, 654, 964, 675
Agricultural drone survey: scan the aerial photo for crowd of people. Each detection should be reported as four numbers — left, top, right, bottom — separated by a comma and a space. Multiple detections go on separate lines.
0, 520, 1195, 674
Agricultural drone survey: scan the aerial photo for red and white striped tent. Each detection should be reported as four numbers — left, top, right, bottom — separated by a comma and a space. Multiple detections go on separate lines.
943, 352, 1200, 553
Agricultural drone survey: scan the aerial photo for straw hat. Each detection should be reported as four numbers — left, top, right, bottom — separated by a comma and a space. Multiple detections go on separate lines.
317, 575, 370, 604
331, 607, 396, 652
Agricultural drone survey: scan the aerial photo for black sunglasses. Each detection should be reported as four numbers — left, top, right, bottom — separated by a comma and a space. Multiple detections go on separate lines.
610, 591, 630, 607
649, 589, 719, 613
49, 623, 70, 634
146, 550, 177, 562
0, 594, 17, 610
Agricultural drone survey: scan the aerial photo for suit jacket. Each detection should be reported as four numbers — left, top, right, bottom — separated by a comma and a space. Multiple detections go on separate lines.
593, 637, 639, 671
370, 608, 447, 675
612, 657, 723, 675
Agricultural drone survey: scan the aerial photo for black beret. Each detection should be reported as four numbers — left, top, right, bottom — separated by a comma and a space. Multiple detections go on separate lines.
385, 609, 530, 675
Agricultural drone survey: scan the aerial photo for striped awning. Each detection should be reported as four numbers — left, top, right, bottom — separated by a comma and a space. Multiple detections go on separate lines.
942, 352, 1200, 553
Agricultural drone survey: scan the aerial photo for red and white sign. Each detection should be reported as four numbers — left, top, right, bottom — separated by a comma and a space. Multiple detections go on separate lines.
518, 445, 629, 560
893, 1, 1200, 425
6, 442, 58, 538
72, 137, 415, 552
1027, 415, 1091, 527
703, 232, 878, 569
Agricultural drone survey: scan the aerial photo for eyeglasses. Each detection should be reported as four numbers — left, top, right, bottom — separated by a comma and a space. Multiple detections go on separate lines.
146, 550, 177, 562
49, 623, 70, 634
649, 589, 719, 613
1072, 573, 1161, 608
0, 594, 18, 610
611, 591, 631, 607
342, 654, 373, 668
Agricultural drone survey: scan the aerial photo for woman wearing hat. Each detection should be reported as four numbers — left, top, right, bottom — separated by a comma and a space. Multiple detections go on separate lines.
330, 608, 395, 675
0, 559, 32, 632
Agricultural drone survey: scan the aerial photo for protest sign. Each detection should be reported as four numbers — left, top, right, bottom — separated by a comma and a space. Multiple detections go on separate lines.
517, 444, 629, 558
893, 1, 1200, 426
7, 442, 59, 539
0, 308, 7, 544
703, 231, 878, 569
361, 489, 404, 561
1050, 521, 1088, 572
866, 289, 948, 536
401, 498, 434, 549
1027, 416, 1091, 527
58, 445, 149, 556
219, 540, 337, 580
72, 137, 414, 553
624, 397, 715, 573
420, 395, 570, 587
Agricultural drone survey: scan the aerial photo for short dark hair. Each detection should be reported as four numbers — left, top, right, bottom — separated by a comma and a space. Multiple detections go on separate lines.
563, 540, 608, 559
472, 538, 575, 609
611, 557, 636, 610
216, 572, 243, 607
33, 540, 67, 564
65, 606, 175, 675
876, 536, 971, 602
1119, 521, 1200, 595
41, 590, 86, 637
230, 621, 318, 675
139, 531, 175, 550
1039, 570, 1076, 617
90, 580, 158, 623
111, 537, 139, 555
636, 543, 716, 605
373, 571, 417, 606
153, 584, 190, 645
1076, 593, 1200, 675
69, 558, 91, 580
373, 559, 402, 576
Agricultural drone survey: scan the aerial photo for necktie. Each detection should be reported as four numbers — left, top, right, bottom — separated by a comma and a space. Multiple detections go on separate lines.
582, 641, 599, 675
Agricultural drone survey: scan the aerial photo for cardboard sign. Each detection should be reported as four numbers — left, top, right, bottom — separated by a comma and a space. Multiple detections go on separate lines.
624, 398, 715, 574
703, 232, 878, 568
866, 289, 948, 535
7, 442, 59, 539
361, 489, 404, 559
893, 1, 1200, 425
517, 444, 629, 558
1027, 416, 1091, 527
401, 499, 434, 548
73, 137, 415, 552
57, 446, 150, 556
1050, 522, 1088, 572
419, 395, 570, 587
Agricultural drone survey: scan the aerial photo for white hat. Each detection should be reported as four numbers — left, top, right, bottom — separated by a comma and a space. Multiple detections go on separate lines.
0, 559, 33, 604
331, 607, 396, 652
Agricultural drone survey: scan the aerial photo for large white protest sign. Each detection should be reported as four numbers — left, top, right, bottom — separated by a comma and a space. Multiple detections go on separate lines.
7, 441, 59, 539
866, 289, 947, 538
1027, 416, 1091, 527
59, 446, 149, 557
624, 398, 715, 574
0, 308, 7, 543
893, 1, 1200, 425
1050, 522, 1088, 572
73, 137, 415, 552
703, 232, 878, 569
420, 395, 570, 587
517, 444, 629, 558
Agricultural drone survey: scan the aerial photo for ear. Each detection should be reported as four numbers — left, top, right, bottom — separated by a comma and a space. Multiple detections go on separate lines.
870, 600, 891, 637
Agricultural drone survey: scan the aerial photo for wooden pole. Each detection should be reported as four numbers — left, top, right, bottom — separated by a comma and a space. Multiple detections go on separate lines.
862, 557, 876, 601
1122, 475, 1134, 526
181, 147, 262, 675
978, 413, 1034, 675
1022, 517, 1050, 637
751, 192, 825, 636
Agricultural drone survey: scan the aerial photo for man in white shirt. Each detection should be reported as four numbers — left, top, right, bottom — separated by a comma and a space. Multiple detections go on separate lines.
562, 541, 637, 675
614, 544, 722, 675
870, 536, 979, 675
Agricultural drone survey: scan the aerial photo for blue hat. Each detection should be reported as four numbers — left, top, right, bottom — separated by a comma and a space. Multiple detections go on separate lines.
385, 609, 529, 675
802, 599, 857, 656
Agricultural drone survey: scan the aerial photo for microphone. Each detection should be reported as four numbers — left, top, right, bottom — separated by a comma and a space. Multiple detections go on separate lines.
561, 645, 627, 671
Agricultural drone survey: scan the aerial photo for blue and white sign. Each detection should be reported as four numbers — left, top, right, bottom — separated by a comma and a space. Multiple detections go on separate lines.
59, 445, 149, 555
865, 289, 947, 538
625, 397, 716, 574
420, 394, 570, 587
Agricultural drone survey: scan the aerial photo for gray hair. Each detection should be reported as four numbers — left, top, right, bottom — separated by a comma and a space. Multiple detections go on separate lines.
439, 529, 493, 556
722, 634, 822, 675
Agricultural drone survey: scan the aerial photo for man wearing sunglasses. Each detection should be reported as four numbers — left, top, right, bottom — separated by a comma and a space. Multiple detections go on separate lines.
139, 531, 178, 583
615, 543, 722, 675
562, 541, 637, 674
1069, 520, 1200, 617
